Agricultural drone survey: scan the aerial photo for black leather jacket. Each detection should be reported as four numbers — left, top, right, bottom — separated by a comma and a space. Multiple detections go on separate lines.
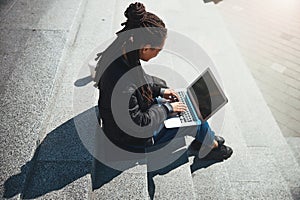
97, 53, 172, 149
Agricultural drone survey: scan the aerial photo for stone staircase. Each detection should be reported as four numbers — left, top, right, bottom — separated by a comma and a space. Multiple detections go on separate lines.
1, 0, 299, 199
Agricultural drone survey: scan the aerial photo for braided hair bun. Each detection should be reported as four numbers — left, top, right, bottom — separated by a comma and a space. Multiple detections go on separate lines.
123, 2, 147, 28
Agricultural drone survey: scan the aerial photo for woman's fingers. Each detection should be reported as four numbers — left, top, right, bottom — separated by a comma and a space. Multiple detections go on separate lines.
170, 90, 180, 100
164, 89, 180, 101
170, 102, 187, 112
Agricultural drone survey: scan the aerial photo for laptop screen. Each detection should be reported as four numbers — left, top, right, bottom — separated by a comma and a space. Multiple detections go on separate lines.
188, 68, 228, 120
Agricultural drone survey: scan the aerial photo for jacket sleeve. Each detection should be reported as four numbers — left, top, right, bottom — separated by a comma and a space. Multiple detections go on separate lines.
144, 73, 168, 98
128, 89, 173, 134
151, 85, 162, 98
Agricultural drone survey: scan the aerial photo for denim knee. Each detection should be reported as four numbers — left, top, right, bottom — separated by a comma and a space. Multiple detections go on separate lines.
199, 121, 210, 135
195, 121, 214, 144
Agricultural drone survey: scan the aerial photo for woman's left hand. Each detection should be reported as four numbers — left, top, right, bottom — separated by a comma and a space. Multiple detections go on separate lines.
163, 89, 180, 102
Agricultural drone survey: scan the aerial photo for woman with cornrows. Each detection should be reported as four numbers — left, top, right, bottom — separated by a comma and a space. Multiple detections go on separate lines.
95, 2, 232, 160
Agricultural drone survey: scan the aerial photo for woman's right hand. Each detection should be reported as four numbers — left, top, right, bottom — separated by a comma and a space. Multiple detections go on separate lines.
170, 102, 187, 113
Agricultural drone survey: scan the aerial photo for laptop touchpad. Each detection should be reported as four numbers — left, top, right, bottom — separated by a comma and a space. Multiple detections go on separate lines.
164, 117, 181, 128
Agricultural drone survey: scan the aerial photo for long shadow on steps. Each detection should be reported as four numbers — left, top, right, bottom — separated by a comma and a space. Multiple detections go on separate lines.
3, 108, 95, 199
3, 106, 223, 199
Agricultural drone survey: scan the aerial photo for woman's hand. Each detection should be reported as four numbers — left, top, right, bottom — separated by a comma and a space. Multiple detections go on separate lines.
163, 89, 180, 102
170, 102, 187, 113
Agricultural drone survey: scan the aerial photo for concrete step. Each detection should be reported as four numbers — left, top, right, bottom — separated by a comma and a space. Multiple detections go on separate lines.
22, 114, 94, 199
0, 0, 87, 199
188, 105, 295, 199
23, 162, 91, 200
286, 137, 300, 166
91, 123, 148, 200
91, 159, 148, 200
146, 138, 196, 200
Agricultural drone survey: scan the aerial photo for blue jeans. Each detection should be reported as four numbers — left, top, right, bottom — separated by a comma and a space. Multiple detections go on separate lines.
153, 121, 215, 147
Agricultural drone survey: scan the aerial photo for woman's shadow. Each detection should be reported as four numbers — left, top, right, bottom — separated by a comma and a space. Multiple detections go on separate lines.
3, 107, 98, 199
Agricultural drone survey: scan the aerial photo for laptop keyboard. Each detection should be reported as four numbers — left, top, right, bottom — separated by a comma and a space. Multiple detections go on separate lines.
178, 91, 196, 123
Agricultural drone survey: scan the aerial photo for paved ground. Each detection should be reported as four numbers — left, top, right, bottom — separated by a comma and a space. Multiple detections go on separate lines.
215, 0, 300, 164
0, 0, 299, 199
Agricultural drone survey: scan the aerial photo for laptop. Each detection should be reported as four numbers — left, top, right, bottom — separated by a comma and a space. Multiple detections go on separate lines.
164, 67, 228, 128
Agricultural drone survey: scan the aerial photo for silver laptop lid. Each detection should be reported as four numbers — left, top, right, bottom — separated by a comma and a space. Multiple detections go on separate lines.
187, 68, 228, 121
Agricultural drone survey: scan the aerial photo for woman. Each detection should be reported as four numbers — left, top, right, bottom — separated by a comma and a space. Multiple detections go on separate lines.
95, 2, 232, 160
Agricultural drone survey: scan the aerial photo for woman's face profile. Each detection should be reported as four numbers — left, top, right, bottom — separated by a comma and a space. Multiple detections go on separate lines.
139, 40, 165, 62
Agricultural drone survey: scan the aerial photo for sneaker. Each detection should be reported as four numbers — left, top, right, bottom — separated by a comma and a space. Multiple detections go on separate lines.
189, 135, 225, 151
215, 135, 225, 146
201, 144, 233, 161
